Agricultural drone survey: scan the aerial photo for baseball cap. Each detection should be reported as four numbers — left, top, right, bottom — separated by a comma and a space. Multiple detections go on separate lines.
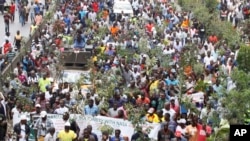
35, 104, 41, 108
20, 115, 27, 120
64, 122, 71, 127
40, 111, 47, 118
147, 108, 155, 114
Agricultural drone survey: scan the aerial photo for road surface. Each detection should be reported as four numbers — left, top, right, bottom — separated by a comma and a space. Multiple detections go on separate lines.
0, 0, 45, 46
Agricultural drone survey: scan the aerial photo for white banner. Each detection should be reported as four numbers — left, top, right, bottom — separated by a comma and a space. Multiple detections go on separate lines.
14, 114, 160, 140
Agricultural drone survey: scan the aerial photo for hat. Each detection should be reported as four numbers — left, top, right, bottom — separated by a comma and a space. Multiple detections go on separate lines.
64, 122, 71, 126
177, 118, 186, 124
35, 104, 41, 108
40, 111, 47, 118
20, 115, 27, 120
147, 108, 155, 113
170, 97, 175, 101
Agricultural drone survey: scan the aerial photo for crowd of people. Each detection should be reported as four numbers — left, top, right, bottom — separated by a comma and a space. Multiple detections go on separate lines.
0, 0, 247, 141
0, 0, 46, 71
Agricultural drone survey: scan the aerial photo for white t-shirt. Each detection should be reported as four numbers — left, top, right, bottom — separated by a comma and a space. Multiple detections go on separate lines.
44, 133, 56, 141
54, 107, 69, 115
20, 125, 26, 141
162, 108, 176, 121
176, 125, 186, 135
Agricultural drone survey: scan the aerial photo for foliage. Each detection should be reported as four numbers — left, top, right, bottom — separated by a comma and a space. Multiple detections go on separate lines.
207, 127, 230, 141
52, 20, 65, 35
222, 89, 250, 124
194, 80, 209, 92
17, 95, 34, 112
205, 0, 219, 12
192, 63, 204, 76
230, 68, 250, 91
179, 0, 202, 11
237, 45, 250, 72
99, 125, 114, 135
208, 20, 240, 47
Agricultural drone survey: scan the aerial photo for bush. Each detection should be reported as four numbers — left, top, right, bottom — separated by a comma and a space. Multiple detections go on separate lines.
237, 45, 250, 72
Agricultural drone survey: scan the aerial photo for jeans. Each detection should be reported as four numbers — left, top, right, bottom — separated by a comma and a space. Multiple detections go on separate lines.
5, 23, 9, 33
20, 15, 25, 26
30, 12, 34, 23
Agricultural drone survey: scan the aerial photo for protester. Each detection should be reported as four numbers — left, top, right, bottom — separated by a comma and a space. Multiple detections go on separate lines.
0, 0, 247, 140
13, 115, 31, 141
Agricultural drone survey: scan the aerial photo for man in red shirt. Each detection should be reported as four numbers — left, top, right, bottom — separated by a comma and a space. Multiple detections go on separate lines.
9, 2, 15, 22
2, 40, 12, 55
145, 21, 154, 36
197, 121, 212, 141
136, 92, 150, 106
208, 33, 218, 44
92, 0, 99, 13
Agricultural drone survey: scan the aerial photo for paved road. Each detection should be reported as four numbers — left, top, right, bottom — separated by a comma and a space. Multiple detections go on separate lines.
0, 0, 45, 46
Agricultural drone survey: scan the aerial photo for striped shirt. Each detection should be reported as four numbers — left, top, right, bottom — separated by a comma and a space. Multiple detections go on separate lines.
7, 52, 16, 63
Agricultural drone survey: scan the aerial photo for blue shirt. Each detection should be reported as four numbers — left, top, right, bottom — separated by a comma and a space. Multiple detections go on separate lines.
165, 79, 179, 86
110, 136, 124, 141
63, 17, 71, 27
34, 5, 40, 14
84, 105, 98, 116
79, 11, 86, 19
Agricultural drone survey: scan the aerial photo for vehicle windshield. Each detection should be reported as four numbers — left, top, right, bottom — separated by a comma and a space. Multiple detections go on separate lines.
60, 70, 91, 85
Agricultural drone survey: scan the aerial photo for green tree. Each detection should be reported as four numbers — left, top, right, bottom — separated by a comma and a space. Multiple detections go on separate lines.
237, 45, 250, 72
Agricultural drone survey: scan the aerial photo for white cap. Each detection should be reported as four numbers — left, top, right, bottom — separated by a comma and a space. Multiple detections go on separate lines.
170, 97, 175, 101
40, 111, 47, 118
147, 108, 155, 113
35, 104, 41, 108
64, 122, 71, 126
177, 118, 186, 124
20, 115, 27, 120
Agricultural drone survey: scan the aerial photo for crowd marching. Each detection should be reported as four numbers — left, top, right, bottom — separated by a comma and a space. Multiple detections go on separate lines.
0, 0, 248, 141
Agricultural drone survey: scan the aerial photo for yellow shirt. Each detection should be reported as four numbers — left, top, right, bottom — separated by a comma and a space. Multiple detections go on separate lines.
92, 56, 97, 62
146, 113, 160, 123
100, 46, 106, 54
57, 130, 77, 141
38, 78, 51, 93
149, 80, 159, 91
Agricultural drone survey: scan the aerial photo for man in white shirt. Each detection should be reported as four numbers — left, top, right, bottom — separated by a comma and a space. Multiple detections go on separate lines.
204, 51, 215, 67
54, 100, 69, 115
44, 127, 56, 141
162, 102, 176, 121
88, 10, 97, 22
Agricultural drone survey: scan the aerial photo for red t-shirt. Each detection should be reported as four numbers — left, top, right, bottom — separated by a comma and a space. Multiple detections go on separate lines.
197, 124, 212, 141
145, 24, 154, 32
10, 4, 15, 14
92, 2, 99, 13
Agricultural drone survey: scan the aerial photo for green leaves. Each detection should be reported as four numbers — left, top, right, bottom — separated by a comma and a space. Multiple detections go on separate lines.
237, 45, 250, 73
230, 68, 250, 91
222, 89, 250, 124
